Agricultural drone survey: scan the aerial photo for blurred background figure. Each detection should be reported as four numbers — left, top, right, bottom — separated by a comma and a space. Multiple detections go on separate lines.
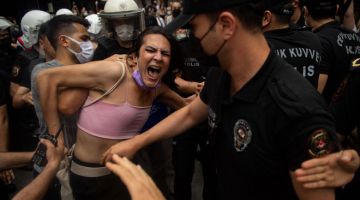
16, 10, 50, 51
55, 8, 74, 16
85, 13, 103, 41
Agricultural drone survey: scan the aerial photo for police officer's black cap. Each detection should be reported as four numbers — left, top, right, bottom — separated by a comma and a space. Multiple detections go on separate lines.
304, 0, 338, 10
263, 0, 294, 16
165, 0, 255, 34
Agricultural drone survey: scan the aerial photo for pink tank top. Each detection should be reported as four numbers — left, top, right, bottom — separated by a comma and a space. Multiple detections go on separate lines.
77, 80, 152, 139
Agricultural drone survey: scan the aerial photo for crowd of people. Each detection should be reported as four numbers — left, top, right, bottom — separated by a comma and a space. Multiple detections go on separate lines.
0, 0, 360, 200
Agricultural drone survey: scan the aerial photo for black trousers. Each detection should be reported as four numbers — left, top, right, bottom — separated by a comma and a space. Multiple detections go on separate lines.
69, 155, 130, 200
172, 125, 217, 200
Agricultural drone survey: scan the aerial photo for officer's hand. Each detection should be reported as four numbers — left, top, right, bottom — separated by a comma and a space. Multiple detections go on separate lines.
0, 169, 15, 184
41, 138, 65, 169
101, 137, 141, 164
295, 150, 360, 188
22, 91, 34, 105
106, 154, 166, 200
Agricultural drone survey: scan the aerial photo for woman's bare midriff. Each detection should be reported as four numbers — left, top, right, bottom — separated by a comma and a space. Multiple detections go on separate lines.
73, 128, 127, 164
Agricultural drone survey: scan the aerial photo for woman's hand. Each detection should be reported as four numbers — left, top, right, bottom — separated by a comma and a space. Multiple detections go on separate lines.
101, 137, 141, 164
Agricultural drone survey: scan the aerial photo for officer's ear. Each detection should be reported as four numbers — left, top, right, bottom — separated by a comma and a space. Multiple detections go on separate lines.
217, 11, 237, 40
262, 10, 272, 29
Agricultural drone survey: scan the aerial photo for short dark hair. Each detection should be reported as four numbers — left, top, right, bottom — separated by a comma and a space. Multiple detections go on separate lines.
262, 0, 294, 24
305, 0, 337, 20
46, 15, 90, 49
38, 22, 48, 41
131, 26, 183, 90
206, 4, 264, 33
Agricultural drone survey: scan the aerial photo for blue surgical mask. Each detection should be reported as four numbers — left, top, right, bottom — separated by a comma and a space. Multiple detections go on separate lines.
132, 70, 160, 91
64, 35, 94, 63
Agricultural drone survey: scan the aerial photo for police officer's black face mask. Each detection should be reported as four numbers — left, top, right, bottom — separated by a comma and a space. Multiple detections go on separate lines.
197, 16, 227, 61
189, 31, 221, 68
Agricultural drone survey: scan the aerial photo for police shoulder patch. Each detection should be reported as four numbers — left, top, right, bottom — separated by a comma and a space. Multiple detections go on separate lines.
233, 119, 252, 152
308, 129, 331, 158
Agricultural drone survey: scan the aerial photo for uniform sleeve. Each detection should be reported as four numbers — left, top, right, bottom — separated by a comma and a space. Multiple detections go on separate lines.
18, 65, 31, 88
330, 71, 360, 135
283, 114, 338, 171
318, 36, 335, 75
12, 53, 29, 84
200, 67, 218, 104
268, 72, 339, 171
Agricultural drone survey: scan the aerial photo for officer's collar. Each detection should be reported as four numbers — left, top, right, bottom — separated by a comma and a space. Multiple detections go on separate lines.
264, 27, 293, 37
313, 20, 339, 33
221, 51, 277, 104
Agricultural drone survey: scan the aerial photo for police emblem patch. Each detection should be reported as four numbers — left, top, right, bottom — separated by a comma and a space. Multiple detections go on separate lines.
308, 129, 330, 158
233, 119, 252, 152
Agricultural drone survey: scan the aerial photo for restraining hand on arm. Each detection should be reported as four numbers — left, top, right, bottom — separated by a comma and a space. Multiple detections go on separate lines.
102, 96, 208, 164
12, 139, 65, 200
295, 149, 360, 189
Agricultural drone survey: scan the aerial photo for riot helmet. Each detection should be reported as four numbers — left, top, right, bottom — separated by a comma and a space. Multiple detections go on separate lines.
56, 8, 74, 16
85, 14, 103, 38
98, 0, 145, 42
0, 17, 14, 48
18, 10, 51, 50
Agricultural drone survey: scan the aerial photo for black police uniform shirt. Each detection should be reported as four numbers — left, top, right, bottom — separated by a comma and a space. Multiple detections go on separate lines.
92, 37, 131, 61
11, 48, 39, 85
330, 67, 360, 137
19, 57, 46, 89
314, 21, 360, 103
177, 35, 213, 97
0, 44, 17, 85
9, 49, 40, 151
265, 28, 322, 87
200, 52, 338, 199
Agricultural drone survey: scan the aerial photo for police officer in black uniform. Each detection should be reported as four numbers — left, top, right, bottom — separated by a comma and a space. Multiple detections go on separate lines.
330, 57, 360, 200
0, 17, 17, 199
263, 0, 323, 87
104, 0, 340, 199
10, 32, 42, 152
304, 0, 360, 103
12, 22, 55, 150
166, 27, 217, 200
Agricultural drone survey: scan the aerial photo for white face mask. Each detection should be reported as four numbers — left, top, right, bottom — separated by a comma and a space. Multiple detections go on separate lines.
64, 35, 94, 63
115, 24, 134, 42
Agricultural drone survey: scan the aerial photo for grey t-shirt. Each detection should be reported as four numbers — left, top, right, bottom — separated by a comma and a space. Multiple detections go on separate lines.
31, 59, 77, 147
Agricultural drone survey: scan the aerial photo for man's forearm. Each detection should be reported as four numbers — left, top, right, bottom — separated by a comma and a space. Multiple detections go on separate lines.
139, 97, 207, 148
37, 71, 62, 135
0, 152, 33, 169
12, 163, 59, 200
